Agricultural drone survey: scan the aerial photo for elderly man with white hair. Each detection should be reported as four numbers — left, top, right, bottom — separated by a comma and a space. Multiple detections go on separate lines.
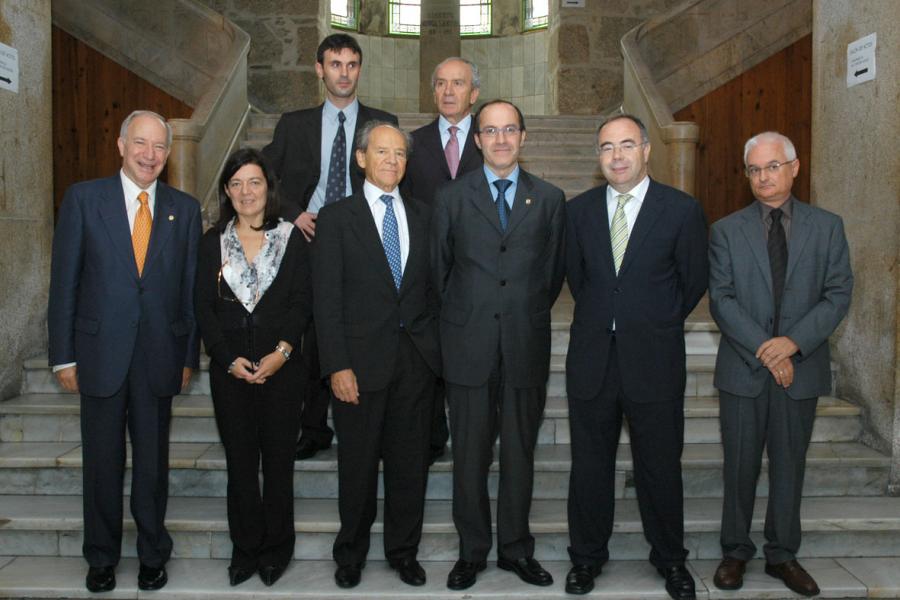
708, 131, 853, 597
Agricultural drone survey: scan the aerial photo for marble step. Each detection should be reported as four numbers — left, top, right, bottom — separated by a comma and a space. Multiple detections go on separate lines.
0, 440, 886, 500
0, 494, 899, 563
0, 394, 861, 446
5, 555, 892, 599
21, 351, 725, 399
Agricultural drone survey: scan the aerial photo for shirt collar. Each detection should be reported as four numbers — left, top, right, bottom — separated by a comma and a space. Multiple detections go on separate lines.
606, 175, 650, 204
364, 180, 401, 208
324, 98, 359, 123
439, 113, 472, 139
483, 164, 520, 187
757, 196, 793, 220
119, 169, 158, 205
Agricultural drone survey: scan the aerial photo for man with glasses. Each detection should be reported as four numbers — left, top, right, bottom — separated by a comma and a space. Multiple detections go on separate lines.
709, 132, 852, 597
563, 114, 708, 600
432, 99, 565, 591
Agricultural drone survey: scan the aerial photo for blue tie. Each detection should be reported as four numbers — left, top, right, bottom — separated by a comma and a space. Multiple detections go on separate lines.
380, 194, 402, 290
324, 111, 347, 205
494, 179, 511, 231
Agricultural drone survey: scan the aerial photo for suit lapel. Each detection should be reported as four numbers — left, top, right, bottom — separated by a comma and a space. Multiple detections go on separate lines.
589, 185, 616, 277
738, 204, 773, 293
309, 104, 324, 169
505, 170, 534, 236
142, 183, 176, 278
468, 171, 504, 235
458, 123, 482, 173
348, 192, 397, 292
617, 180, 663, 278
399, 198, 425, 296
98, 176, 139, 280
423, 120, 452, 179
785, 197, 812, 284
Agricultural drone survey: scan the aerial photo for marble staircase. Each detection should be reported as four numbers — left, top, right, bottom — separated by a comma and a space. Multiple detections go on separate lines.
1, 114, 897, 597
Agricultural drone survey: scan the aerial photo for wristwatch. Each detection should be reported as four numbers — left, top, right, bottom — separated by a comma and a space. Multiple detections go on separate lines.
275, 344, 291, 360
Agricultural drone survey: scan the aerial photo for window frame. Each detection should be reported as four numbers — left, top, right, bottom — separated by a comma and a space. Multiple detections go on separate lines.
460, 0, 492, 38
330, 0, 360, 31
389, 0, 422, 37
522, 0, 549, 32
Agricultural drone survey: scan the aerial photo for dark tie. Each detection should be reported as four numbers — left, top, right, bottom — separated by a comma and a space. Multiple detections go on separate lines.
380, 194, 402, 290
493, 179, 511, 231
324, 111, 347, 205
768, 207, 788, 335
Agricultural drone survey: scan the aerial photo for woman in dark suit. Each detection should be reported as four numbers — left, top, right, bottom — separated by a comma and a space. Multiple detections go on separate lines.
195, 148, 311, 586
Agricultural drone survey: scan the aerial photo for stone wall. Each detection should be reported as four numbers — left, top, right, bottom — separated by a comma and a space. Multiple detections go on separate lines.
548, 0, 677, 115
0, 0, 53, 400
809, 0, 899, 487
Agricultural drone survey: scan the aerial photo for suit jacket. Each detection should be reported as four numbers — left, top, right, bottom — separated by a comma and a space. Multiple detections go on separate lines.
48, 175, 201, 398
709, 198, 852, 399
194, 224, 312, 376
262, 102, 398, 222
432, 168, 566, 389
402, 117, 483, 205
312, 190, 441, 391
565, 179, 709, 402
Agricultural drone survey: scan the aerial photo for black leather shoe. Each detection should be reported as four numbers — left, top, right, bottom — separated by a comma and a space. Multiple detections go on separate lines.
86, 566, 116, 593
334, 563, 364, 588
390, 557, 426, 586
137, 564, 167, 591
498, 556, 553, 587
713, 557, 746, 590
565, 564, 602, 595
657, 565, 696, 600
446, 559, 486, 590
259, 563, 287, 586
295, 437, 330, 460
228, 565, 255, 586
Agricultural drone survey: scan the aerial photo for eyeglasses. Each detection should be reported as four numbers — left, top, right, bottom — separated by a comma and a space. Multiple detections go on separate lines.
598, 141, 646, 155
478, 125, 521, 137
745, 159, 796, 179
217, 262, 259, 306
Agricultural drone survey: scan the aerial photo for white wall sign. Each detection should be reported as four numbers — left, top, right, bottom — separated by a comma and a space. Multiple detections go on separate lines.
562, 0, 585, 7
0, 42, 18, 94
847, 32, 876, 88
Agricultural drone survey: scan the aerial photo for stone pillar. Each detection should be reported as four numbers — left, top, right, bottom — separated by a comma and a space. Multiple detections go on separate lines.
0, 0, 53, 399
809, 0, 900, 493
419, 0, 459, 111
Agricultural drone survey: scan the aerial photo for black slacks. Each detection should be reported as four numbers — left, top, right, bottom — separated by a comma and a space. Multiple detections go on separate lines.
80, 345, 173, 568
299, 321, 334, 445
210, 360, 302, 570
719, 383, 817, 564
331, 332, 434, 566
446, 356, 546, 562
567, 339, 689, 569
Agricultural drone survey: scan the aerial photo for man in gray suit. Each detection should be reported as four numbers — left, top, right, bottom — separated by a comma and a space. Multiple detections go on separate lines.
709, 132, 852, 597
432, 99, 565, 591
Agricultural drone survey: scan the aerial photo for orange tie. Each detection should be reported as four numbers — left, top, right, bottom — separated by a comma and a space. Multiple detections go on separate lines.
132, 191, 152, 276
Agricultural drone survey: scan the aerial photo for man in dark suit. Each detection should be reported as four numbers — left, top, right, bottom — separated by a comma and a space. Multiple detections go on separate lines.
564, 114, 708, 600
262, 33, 398, 460
403, 56, 483, 464
432, 100, 565, 591
709, 132, 852, 597
48, 110, 201, 593
313, 122, 441, 589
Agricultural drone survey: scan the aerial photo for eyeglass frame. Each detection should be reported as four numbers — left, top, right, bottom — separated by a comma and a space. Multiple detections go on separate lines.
476, 125, 522, 137
217, 261, 260, 306
744, 159, 797, 179
597, 141, 647, 156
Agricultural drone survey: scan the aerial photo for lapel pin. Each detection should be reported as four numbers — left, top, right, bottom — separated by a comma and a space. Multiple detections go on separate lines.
168, 215, 175, 221
525, 198, 532, 205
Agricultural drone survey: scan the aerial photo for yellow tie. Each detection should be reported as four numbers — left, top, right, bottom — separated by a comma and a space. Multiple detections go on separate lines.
132, 191, 152, 276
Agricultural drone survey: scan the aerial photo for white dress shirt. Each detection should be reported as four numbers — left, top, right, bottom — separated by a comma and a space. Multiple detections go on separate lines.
364, 180, 410, 274
605, 175, 650, 236
438, 113, 472, 156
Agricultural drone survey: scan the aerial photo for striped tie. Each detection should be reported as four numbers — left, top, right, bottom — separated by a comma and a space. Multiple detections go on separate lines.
380, 194, 403, 290
610, 193, 631, 274
132, 191, 152, 276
